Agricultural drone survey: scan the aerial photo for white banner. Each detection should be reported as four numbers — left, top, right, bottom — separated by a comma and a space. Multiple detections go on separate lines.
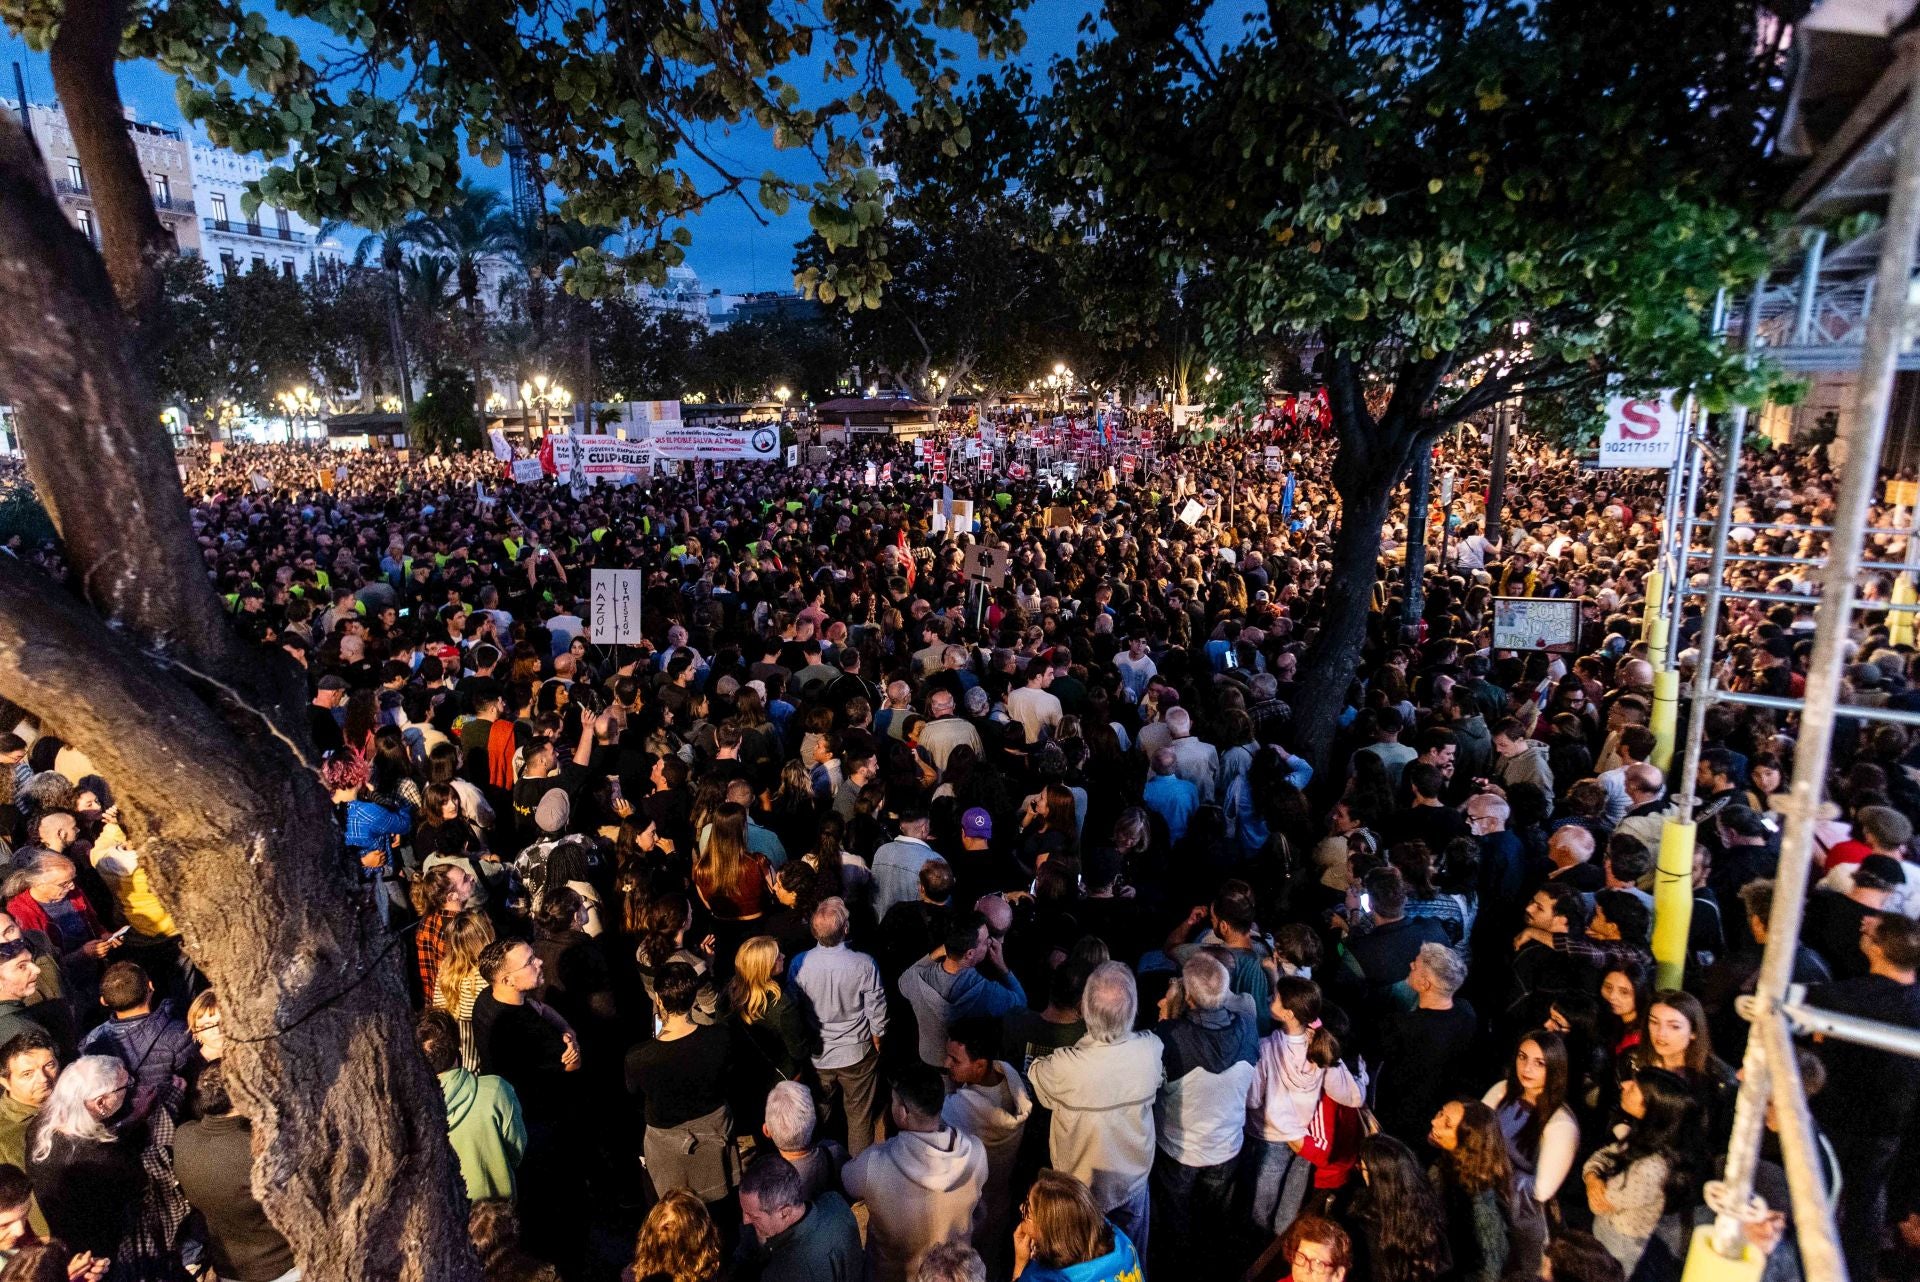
648, 423, 781, 461
573, 434, 654, 481
488, 428, 512, 461
510, 458, 545, 484
590, 569, 645, 644
1596, 392, 1682, 468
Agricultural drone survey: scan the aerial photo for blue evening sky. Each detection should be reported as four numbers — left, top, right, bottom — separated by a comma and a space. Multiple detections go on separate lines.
0, 2, 1261, 294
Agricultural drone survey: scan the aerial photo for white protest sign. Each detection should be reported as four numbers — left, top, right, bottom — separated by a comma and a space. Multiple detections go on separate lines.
648, 423, 780, 461
511, 458, 545, 484
1492, 597, 1581, 651
932, 500, 976, 533
573, 434, 654, 483
488, 428, 512, 461
786, 445, 800, 468
590, 569, 645, 644
1596, 392, 1682, 468
1176, 498, 1206, 526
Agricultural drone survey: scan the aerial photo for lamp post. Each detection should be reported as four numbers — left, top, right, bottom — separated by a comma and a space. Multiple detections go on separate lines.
519, 374, 572, 440
276, 385, 319, 444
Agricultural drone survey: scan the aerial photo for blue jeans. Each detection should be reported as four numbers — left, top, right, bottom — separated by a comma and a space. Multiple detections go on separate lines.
1151, 1149, 1239, 1275
1240, 1136, 1312, 1238
1107, 1179, 1151, 1272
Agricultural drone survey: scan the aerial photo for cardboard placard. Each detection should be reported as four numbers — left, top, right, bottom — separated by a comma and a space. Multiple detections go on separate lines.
590, 569, 644, 644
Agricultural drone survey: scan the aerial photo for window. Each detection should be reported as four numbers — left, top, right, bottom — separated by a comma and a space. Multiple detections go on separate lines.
75, 209, 95, 243
281, 258, 295, 280
276, 208, 290, 237
210, 193, 228, 228
219, 252, 237, 280
65, 158, 83, 190
151, 173, 170, 207
251, 254, 265, 271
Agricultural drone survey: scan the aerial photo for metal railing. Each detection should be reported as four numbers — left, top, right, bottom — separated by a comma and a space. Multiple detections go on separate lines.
1666, 42, 1920, 1282
202, 217, 310, 245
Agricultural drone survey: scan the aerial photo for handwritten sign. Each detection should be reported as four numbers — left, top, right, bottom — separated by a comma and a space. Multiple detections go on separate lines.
510, 458, 545, 484
1492, 597, 1581, 652
590, 569, 644, 645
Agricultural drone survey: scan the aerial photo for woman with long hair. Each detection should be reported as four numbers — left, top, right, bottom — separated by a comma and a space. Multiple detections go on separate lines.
726, 936, 814, 1135
435, 908, 496, 1071
1480, 1030, 1580, 1207
1244, 977, 1367, 1240
764, 759, 820, 861
1581, 1068, 1701, 1274
694, 803, 769, 923
802, 815, 870, 908
1598, 959, 1651, 1058
1429, 1099, 1548, 1282
1347, 1134, 1451, 1282
411, 863, 477, 1001
636, 893, 722, 1024
1013, 1168, 1142, 1282
1018, 783, 1080, 876
1629, 990, 1737, 1151
629, 1187, 723, 1282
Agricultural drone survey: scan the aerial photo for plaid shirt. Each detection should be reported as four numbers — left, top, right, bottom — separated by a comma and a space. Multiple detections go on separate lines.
1551, 931, 1650, 975
418, 908, 453, 995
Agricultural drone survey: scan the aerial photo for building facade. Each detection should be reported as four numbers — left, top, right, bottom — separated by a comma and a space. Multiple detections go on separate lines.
12, 101, 200, 255
192, 145, 342, 281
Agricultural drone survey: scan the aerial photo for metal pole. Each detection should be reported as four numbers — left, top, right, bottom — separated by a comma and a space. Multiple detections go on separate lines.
1793, 228, 1827, 346
1709, 50, 1920, 1268
1486, 401, 1510, 547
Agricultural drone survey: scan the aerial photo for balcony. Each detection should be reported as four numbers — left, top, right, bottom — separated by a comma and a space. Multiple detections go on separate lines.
202, 217, 311, 246
52, 178, 195, 218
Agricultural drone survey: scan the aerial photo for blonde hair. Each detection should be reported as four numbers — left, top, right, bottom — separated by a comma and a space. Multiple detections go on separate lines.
186, 987, 219, 1029
435, 909, 496, 1012
728, 935, 783, 1024
1022, 1169, 1114, 1269
631, 1189, 722, 1282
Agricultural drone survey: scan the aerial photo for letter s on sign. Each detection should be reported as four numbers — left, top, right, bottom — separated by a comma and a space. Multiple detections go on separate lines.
1617, 400, 1663, 441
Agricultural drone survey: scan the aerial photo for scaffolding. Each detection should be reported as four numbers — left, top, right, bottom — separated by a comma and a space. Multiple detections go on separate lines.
1665, 48, 1920, 1282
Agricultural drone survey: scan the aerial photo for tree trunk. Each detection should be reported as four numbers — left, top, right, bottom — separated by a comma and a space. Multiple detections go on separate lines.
1486, 401, 1511, 545
0, 106, 480, 1282
1403, 444, 1434, 637
48, 0, 173, 324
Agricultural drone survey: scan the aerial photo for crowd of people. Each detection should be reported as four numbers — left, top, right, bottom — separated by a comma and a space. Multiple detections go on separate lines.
0, 415, 1917, 1282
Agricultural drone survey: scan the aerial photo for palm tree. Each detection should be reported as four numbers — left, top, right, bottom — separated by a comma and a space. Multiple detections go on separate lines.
317, 219, 417, 422
397, 181, 521, 430
509, 217, 617, 405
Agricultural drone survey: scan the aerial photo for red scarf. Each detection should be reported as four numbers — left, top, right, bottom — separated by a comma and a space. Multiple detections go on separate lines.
487, 718, 517, 792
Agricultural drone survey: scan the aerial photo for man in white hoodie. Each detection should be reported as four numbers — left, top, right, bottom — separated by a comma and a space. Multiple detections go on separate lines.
1027, 961, 1165, 1261
843, 1064, 987, 1282
941, 1016, 1033, 1280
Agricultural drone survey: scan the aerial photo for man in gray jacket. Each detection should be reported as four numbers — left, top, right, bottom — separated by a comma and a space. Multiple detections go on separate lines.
1028, 962, 1164, 1261
790, 897, 889, 1156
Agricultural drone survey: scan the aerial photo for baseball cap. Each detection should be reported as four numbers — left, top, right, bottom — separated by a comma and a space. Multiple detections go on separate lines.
962, 807, 993, 839
1856, 854, 1905, 891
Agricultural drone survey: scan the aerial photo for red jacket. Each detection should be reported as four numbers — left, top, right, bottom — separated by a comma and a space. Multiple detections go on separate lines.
8, 889, 104, 951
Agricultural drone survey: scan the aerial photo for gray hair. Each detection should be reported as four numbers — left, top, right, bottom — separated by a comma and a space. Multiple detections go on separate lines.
1082, 961, 1139, 1043
1415, 942, 1467, 996
1250, 673, 1278, 701
913, 1242, 988, 1282
1165, 706, 1192, 737
1182, 954, 1229, 1011
15, 772, 71, 814
763, 1081, 817, 1151
32, 1055, 126, 1163
810, 897, 850, 947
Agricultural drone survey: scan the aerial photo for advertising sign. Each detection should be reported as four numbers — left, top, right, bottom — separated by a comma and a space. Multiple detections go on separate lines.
1596, 392, 1682, 468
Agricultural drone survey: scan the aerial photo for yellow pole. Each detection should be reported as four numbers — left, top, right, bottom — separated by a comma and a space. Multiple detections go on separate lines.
1892, 571, 1917, 648
1643, 566, 1665, 644
1679, 1224, 1765, 1282
1651, 817, 1697, 990
1650, 663, 1679, 772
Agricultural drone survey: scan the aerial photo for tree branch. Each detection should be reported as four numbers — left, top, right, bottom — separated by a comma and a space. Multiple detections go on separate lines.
0, 110, 286, 710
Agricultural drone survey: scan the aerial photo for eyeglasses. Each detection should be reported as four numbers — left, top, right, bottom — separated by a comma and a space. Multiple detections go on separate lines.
1291, 1251, 1341, 1277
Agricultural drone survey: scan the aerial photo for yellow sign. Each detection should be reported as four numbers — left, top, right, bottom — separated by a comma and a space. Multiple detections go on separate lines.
1886, 480, 1918, 507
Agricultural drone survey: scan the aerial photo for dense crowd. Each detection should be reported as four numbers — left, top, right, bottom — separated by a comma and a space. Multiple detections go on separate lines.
0, 417, 1918, 1282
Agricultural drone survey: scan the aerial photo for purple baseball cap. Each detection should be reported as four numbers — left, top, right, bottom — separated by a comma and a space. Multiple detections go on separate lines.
962, 807, 993, 839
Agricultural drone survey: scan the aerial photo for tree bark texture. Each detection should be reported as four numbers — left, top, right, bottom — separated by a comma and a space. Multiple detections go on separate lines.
47, 0, 174, 323
0, 109, 480, 1282
1402, 445, 1433, 634
1289, 353, 1450, 773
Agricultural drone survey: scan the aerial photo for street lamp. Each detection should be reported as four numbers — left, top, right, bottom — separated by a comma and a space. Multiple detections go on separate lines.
276, 385, 319, 443
519, 374, 572, 440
